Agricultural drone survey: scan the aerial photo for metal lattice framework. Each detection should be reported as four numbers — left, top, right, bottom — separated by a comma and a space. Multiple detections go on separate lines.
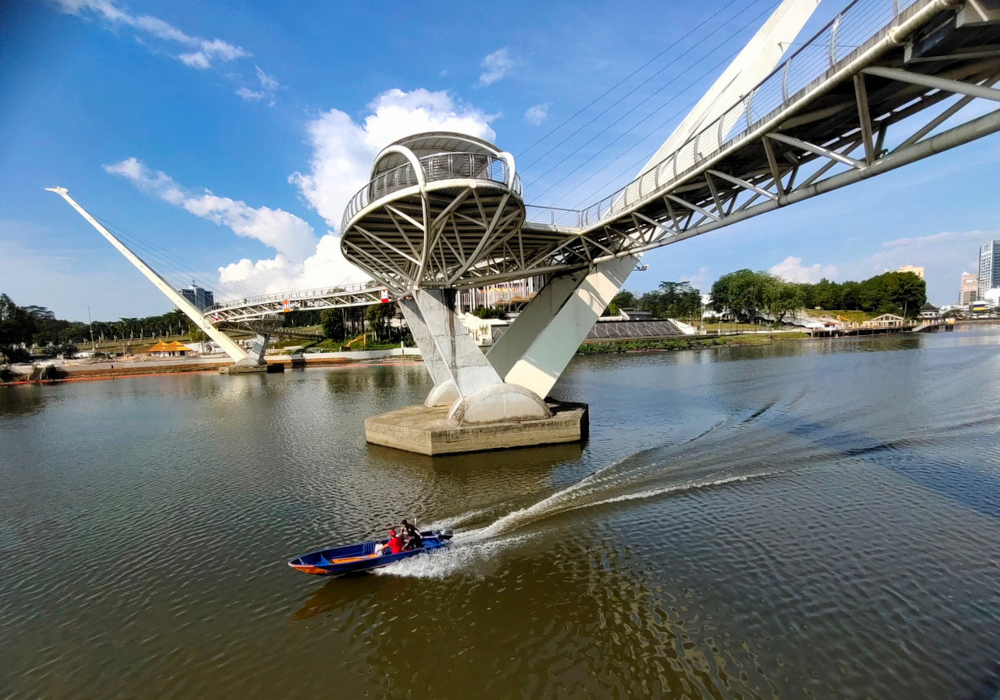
204, 281, 386, 323
340, 133, 547, 293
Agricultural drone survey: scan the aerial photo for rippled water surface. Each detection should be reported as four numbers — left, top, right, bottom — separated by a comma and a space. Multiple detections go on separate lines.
3, 330, 1000, 699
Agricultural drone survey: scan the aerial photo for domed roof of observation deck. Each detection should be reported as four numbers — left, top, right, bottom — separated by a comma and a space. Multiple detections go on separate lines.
370, 132, 505, 177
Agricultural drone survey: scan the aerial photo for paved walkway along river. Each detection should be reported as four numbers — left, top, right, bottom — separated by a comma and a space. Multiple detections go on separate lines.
2, 328, 999, 698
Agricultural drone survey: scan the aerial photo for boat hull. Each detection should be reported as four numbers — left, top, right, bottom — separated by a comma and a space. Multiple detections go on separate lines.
288, 530, 451, 576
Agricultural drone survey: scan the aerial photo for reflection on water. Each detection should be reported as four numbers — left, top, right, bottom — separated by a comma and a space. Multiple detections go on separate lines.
2, 331, 1000, 698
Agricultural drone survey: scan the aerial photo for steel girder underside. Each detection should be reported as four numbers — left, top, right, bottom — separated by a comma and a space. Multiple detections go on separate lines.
340, 182, 543, 293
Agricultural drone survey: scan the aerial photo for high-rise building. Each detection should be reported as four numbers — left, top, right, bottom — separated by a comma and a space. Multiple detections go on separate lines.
960, 272, 979, 305
180, 283, 214, 311
979, 241, 1000, 298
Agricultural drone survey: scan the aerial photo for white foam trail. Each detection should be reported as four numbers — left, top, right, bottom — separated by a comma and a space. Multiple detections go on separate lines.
459, 470, 777, 543
426, 504, 508, 530
585, 471, 773, 508
373, 533, 537, 579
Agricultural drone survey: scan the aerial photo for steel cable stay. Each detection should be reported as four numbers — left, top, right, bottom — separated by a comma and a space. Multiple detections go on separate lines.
92, 215, 264, 302
514, 0, 769, 162
529, 44, 751, 207
518, 0, 780, 174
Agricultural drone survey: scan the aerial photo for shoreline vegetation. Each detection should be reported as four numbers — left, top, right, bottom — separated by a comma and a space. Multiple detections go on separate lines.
5, 321, 998, 385
1, 332, 815, 385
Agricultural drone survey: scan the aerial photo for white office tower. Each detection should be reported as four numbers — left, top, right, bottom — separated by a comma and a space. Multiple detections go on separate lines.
979, 241, 1000, 299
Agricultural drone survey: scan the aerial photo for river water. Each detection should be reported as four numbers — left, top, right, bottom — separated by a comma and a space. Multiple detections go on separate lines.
2, 329, 1000, 699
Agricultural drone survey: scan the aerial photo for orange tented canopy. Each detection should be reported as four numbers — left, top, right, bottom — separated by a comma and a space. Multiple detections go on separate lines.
165, 340, 192, 352
147, 341, 170, 353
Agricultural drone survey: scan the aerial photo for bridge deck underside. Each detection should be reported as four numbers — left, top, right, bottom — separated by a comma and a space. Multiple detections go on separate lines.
342, 184, 550, 292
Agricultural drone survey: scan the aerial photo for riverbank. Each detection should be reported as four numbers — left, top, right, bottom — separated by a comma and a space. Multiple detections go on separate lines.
0, 352, 423, 385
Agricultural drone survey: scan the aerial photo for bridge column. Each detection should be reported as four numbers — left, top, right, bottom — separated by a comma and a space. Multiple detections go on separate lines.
497, 255, 639, 400
398, 296, 459, 407
409, 289, 551, 426
248, 334, 270, 365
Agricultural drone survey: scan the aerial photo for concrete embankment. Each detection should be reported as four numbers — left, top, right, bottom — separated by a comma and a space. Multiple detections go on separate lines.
2, 347, 423, 385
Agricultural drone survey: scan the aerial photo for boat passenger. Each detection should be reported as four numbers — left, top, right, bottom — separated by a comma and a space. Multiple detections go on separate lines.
377, 529, 404, 556
401, 519, 423, 550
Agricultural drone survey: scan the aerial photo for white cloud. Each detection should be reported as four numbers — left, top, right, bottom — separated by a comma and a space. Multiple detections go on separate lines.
255, 66, 279, 92
218, 234, 369, 294
236, 87, 266, 102
236, 66, 281, 104
289, 88, 496, 228
54, 0, 254, 74
849, 229, 994, 304
524, 103, 551, 126
479, 48, 514, 85
104, 157, 370, 296
104, 157, 316, 262
769, 256, 839, 283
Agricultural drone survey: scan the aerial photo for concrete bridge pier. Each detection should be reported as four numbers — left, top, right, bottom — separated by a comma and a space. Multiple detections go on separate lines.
366, 288, 587, 455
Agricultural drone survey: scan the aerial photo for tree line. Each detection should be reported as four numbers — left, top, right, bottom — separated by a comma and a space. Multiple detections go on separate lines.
607, 269, 926, 323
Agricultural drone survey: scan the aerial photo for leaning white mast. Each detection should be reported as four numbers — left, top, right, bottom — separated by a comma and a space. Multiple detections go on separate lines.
46, 187, 256, 365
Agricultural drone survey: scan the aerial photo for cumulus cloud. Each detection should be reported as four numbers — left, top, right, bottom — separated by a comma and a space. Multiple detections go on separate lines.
479, 48, 514, 85
769, 256, 839, 283
105, 157, 316, 262
218, 234, 369, 294
524, 103, 551, 126
289, 88, 496, 228
53, 0, 269, 92
104, 157, 370, 295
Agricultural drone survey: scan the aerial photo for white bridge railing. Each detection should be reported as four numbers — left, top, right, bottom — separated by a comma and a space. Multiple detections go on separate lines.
342, 152, 523, 231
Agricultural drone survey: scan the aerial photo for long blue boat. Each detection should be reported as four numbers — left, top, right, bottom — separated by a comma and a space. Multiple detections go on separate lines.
288, 530, 452, 576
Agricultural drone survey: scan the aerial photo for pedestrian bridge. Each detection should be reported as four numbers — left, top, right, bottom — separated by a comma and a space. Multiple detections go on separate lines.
204, 282, 387, 324
51, 0, 1000, 447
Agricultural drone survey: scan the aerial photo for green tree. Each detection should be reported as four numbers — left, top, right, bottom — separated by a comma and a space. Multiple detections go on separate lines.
0, 294, 37, 362
320, 308, 346, 342
763, 278, 804, 323
656, 281, 702, 318
710, 269, 772, 323
607, 290, 636, 315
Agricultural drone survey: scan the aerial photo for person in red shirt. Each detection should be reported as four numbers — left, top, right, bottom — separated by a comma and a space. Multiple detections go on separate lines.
377, 529, 404, 556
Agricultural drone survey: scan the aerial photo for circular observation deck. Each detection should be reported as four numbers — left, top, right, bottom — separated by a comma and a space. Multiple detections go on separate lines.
340, 132, 526, 292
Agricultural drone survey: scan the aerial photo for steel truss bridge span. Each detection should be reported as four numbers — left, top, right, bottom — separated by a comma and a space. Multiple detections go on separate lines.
204, 282, 388, 324
457, 0, 1000, 287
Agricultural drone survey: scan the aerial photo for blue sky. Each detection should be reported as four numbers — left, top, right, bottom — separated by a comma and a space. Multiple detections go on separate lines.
1, 0, 998, 321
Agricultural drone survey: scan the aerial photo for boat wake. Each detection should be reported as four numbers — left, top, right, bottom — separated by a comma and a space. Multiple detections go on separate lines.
373, 404, 801, 579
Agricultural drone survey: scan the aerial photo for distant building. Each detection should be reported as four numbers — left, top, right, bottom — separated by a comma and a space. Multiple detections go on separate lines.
863, 314, 906, 329
147, 340, 193, 357
959, 272, 979, 305
180, 283, 214, 311
979, 241, 1000, 298
919, 303, 940, 319
983, 288, 1000, 309
896, 265, 925, 279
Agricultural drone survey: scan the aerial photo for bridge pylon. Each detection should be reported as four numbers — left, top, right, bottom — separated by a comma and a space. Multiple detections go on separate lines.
47, 188, 269, 372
